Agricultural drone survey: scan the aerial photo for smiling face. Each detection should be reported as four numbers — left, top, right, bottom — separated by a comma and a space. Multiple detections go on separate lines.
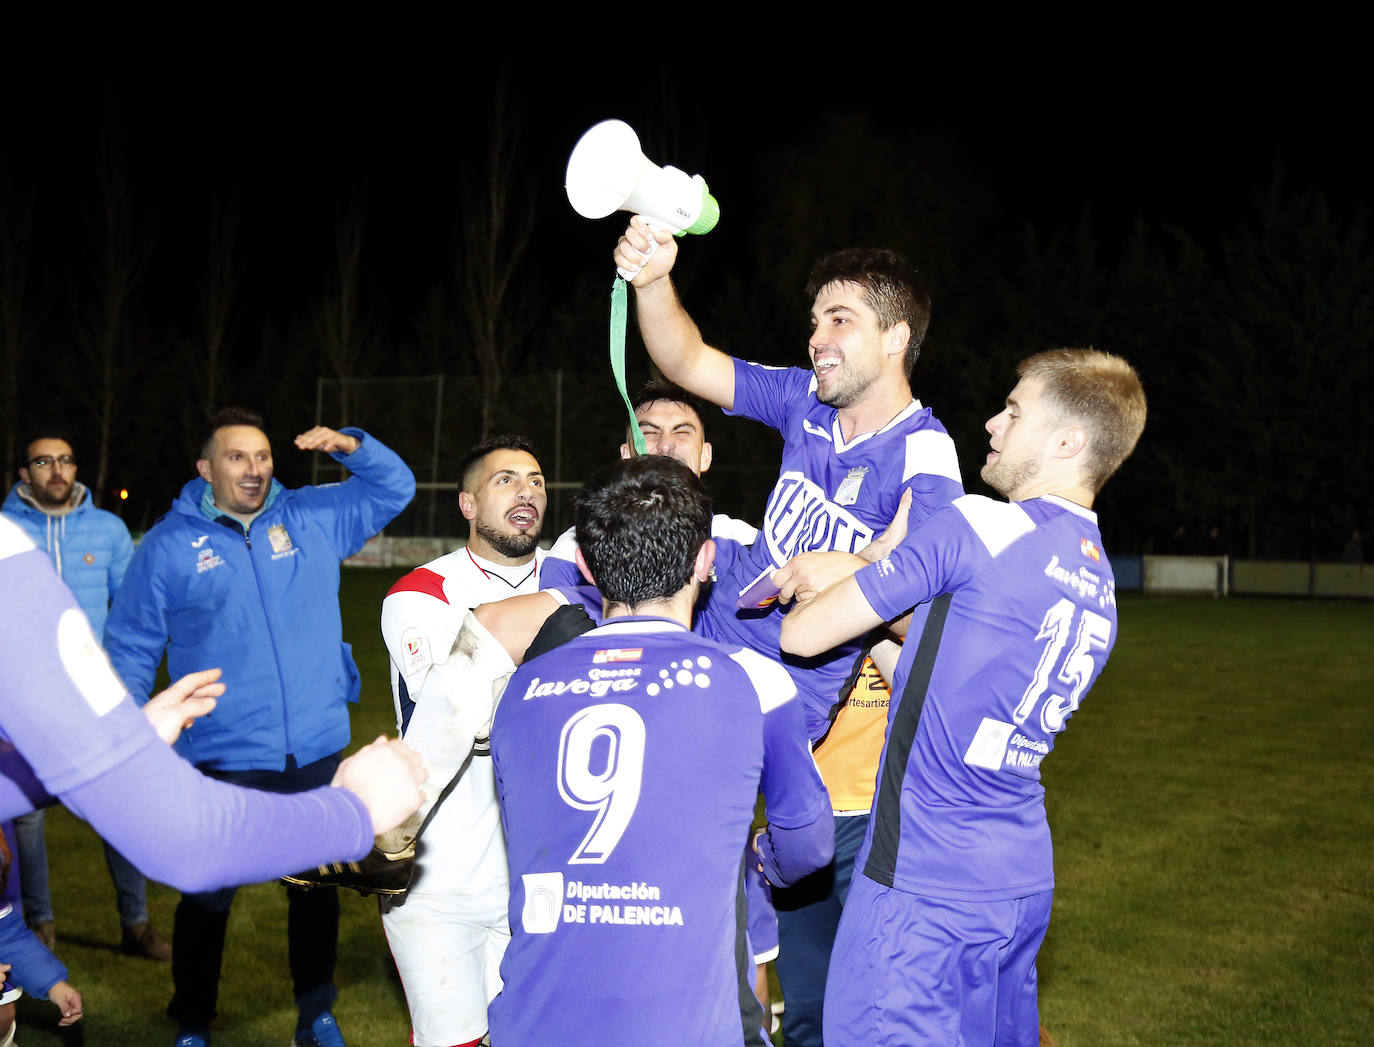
460, 448, 546, 564
19, 438, 78, 509
981, 376, 1061, 500
197, 425, 274, 515
620, 399, 713, 477
808, 281, 900, 409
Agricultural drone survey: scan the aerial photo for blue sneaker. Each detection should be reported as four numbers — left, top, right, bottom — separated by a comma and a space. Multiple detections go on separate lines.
173, 1030, 209, 1047
293, 1010, 346, 1047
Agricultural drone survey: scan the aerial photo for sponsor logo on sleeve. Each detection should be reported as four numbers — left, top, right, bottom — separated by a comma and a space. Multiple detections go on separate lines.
1080, 537, 1101, 562
401, 628, 431, 678
593, 648, 643, 664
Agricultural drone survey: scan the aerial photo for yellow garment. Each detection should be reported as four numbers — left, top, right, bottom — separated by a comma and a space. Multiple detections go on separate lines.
813, 655, 891, 813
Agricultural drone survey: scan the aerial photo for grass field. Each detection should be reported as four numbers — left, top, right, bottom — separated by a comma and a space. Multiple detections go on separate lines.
13, 576, 1373, 1045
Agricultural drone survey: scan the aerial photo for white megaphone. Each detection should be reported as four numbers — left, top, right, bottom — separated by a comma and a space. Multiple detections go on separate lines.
565, 120, 719, 278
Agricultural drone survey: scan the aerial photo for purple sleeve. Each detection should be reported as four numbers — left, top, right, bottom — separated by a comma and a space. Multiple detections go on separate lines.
723, 358, 813, 434
59, 738, 373, 893
756, 683, 835, 886
856, 504, 983, 622
540, 557, 584, 591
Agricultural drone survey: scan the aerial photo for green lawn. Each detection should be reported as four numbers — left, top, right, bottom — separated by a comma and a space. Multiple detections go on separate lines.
15, 579, 1373, 1045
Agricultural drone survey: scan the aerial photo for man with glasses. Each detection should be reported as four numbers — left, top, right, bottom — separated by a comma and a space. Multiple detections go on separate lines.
1, 428, 171, 962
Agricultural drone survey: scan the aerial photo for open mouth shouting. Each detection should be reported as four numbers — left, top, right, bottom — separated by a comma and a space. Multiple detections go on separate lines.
507, 504, 540, 531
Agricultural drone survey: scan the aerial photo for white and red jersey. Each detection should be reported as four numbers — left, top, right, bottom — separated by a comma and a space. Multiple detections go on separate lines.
380, 544, 545, 893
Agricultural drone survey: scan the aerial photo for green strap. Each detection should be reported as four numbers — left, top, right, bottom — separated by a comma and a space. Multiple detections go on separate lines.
610, 277, 647, 455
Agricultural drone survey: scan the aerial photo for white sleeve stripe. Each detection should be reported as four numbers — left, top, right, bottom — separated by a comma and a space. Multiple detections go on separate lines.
954, 495, 1035, 557
903, 430, 963, 484
0, 516, 36, 560
711, 515, 760, 544
727, 648, 798, 714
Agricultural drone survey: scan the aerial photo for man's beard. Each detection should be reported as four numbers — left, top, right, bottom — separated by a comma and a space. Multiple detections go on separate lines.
31, 479, 74, 509
981, 452, 1041, 500
815, 358, 880, 409
476, 520, 539, 560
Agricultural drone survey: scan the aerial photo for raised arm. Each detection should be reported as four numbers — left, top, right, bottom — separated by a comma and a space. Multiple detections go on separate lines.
614, 216, 736, 410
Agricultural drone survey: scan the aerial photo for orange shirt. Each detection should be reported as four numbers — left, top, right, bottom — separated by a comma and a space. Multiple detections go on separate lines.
812, 655, 891, 813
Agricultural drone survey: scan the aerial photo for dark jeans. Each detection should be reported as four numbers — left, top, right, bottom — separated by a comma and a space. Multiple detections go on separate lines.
166, 754, 341, 1030
773, 813, 869, 1047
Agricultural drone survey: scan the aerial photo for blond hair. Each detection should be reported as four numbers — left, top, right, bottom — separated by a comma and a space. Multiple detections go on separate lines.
1018, 349, 1147, 493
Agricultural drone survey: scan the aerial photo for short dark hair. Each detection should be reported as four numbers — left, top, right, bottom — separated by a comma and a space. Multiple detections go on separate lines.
804, 248, 931, 376
201, 407, 265, 458
458, 434, 540, 493
20, 426, 77, 468
575, 456, 712, 609
627, 380, 709, 446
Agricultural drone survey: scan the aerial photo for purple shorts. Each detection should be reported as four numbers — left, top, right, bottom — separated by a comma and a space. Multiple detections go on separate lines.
822, 873, 1052, 1047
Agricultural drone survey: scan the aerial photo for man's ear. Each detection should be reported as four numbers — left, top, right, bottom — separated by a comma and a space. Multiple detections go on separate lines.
698, 441, 713, 475
17, 467, 30, 486
1053, 426, 1088, 461
883, 321, 912, 359
693, 538, 717, 583
458, 491, 477, 522
196, 459, 213, 484
574, 546, 597, 587
618, 442, 633, 461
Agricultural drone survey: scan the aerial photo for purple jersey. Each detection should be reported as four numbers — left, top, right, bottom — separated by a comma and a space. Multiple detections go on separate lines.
853, 494, 1118, 901
704, 360, 965, 737
489, 617, 828, 1047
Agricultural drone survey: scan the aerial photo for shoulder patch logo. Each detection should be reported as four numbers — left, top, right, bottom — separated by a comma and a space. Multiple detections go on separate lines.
1080, 537, 1101, 562
401, 628, 431, 678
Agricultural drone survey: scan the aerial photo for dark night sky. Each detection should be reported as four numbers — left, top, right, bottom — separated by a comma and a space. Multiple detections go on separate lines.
5, 29, 1367, 336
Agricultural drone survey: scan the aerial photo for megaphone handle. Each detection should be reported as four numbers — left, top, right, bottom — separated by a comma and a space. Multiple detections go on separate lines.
615, 219, 667, 281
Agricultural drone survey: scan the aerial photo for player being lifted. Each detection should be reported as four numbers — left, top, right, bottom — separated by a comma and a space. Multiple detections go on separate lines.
779, 349, 1147, 1046
488, 456, 833, 1047
614, 217, 964, 740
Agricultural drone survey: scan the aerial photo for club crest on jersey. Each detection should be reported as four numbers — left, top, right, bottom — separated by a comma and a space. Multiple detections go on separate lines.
1080, 537, 1101, 562
267, 523, 297, 559
834, 466, 869, 507
593, 648, 642, 664
195, 546, 224, 573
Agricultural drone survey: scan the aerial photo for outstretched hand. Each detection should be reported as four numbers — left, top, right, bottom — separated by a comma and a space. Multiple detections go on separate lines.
144, 669, 225, 745
294, 427, 360, 456
332, 736, 428, 835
